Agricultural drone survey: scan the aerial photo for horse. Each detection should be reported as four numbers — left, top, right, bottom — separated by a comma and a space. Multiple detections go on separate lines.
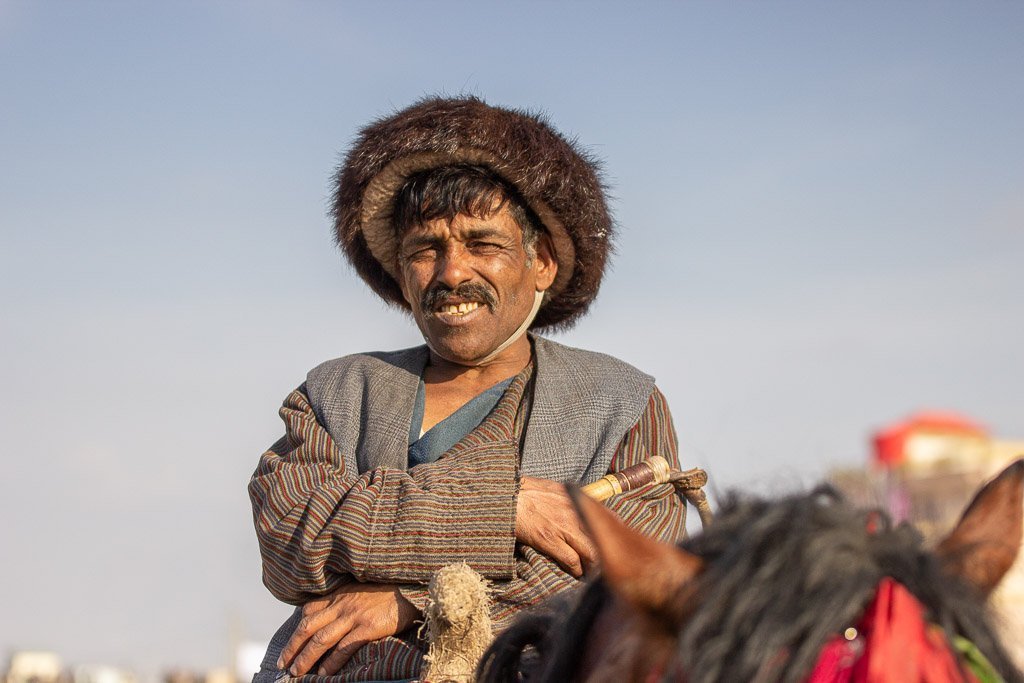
477, 460, 1024, 682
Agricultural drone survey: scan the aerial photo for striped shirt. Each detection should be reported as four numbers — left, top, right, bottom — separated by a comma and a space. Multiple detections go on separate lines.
249, 360, 685, 681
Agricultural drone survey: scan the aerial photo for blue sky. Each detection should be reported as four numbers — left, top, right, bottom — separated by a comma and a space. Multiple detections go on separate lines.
1, 1, 1022, 675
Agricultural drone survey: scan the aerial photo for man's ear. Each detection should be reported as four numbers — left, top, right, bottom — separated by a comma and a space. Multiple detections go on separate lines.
569, 487, 703, 623
532, 233, 558, 293
937, 459, 1024, 596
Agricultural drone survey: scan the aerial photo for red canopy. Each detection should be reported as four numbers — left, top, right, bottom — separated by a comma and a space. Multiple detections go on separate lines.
872, 412, 987, 468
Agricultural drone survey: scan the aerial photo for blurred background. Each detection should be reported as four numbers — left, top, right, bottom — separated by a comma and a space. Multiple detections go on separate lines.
2, 2, 1022, 681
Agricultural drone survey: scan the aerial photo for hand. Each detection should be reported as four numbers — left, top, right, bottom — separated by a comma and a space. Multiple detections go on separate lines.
515, 476, 597, 578
277, 582, 420, 676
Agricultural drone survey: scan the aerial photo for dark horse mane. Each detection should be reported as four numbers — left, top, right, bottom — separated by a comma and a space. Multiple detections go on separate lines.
479, 486, 1022, 682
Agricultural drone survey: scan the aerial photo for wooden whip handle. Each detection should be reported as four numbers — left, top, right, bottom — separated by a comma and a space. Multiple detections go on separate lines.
581, 456, 673, 502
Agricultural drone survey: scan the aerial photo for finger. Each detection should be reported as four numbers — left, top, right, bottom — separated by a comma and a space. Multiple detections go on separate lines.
317, 631, 372, 675
563, 526, 599, 574
277, 607, 338, 670
301, 595, 331, 616
289, 619, 352, 676
548, 541, 584, 578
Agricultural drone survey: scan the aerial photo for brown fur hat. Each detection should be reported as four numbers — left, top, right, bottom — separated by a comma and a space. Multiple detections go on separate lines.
331, 96, 613, 331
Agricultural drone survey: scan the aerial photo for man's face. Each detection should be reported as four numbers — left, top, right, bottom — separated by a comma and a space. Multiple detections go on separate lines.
397, 204, 556, 365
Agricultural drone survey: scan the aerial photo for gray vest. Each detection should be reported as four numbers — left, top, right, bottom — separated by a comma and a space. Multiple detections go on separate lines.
254, 337, 657, 683
304, 335, 655, 484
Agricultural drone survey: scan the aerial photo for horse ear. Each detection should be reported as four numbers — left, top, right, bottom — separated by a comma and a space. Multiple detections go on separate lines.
569, 487, 703, 621
936, 459, 1024, 596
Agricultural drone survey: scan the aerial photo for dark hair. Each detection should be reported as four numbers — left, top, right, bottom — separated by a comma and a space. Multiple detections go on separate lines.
392, 164, 542, 260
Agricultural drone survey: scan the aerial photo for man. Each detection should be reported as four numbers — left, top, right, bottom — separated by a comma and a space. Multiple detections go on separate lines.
250, 97, 686, 681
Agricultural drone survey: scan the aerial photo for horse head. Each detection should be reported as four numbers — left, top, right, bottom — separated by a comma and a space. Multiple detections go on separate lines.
480, 460, 1024, 682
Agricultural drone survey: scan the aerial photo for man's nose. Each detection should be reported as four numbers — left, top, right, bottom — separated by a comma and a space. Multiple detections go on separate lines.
434, 245, 473, 287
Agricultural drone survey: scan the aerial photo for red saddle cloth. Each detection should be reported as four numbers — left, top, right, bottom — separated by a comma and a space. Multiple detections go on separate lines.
806, 578, 976, 683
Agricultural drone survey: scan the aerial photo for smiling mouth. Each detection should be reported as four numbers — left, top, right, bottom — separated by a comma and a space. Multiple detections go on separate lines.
435, 301, 482, 316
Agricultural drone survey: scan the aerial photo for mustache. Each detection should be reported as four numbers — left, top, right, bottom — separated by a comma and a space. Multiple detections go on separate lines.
421, 282, 498, 311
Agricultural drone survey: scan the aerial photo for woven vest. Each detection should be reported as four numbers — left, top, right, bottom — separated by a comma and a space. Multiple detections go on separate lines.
304, 335, 655, 484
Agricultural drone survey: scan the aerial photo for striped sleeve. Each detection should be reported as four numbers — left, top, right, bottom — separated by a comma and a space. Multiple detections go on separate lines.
483, 386, 688, 635
482, 387, 687, 633
248, 387, 519, 605
604, 386, 687, 544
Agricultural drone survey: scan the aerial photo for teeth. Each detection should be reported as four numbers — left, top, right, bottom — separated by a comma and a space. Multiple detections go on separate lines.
440, 302, 480, 316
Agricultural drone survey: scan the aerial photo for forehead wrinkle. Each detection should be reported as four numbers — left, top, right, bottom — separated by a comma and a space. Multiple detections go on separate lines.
402, 223, 511, 247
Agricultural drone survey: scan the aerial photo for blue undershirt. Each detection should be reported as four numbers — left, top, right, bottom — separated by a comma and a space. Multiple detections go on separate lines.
407, 376, 515, 467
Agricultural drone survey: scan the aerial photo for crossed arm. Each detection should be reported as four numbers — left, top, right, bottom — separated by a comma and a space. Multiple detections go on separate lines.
249, 386, 684, 675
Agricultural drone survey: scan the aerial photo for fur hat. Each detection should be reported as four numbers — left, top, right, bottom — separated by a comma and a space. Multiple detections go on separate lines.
331, 96, 613, 330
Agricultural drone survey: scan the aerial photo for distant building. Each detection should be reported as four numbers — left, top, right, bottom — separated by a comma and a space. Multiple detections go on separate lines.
830, 410, 1024, 666
161, 669, 201, 683
71, 666, 134, 683
202, 668, 233, 683
5, 652, 63, 683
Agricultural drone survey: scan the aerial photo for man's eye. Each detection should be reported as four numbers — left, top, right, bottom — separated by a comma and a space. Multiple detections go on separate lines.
405, 247, 437, 260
